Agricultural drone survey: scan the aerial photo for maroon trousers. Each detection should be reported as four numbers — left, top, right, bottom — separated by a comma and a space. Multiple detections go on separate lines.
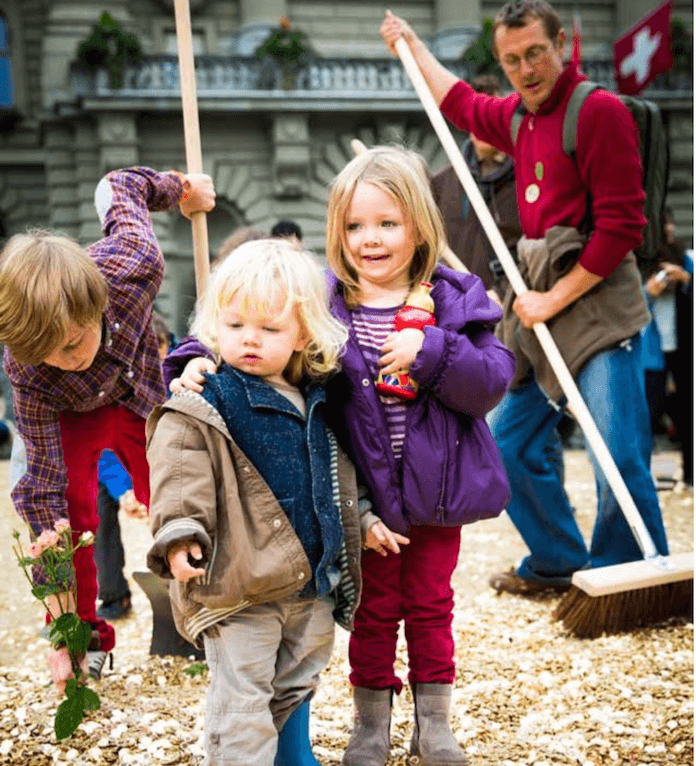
59, 404, 150, 653
348, 525, 462, 694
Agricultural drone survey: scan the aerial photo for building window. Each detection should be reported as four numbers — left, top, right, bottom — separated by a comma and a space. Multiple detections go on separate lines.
0, 15, 13, 108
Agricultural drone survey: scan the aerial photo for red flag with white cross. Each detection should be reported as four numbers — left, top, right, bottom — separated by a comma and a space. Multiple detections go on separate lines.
613, 0, 674, 95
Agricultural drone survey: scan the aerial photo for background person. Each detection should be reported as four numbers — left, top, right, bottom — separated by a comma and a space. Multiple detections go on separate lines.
380, 1, 669, 597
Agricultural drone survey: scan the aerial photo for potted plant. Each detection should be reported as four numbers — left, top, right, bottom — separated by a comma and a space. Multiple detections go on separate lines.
461, 19, 503, 79
74, 12, 142, 90
255, 17, 314, 90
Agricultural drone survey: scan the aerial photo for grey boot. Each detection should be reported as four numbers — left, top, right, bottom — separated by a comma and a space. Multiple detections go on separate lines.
342, 686, 392, 766
410, 683, 468, 765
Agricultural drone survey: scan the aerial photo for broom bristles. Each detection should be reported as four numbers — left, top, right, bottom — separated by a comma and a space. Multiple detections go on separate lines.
553, 580, 694, 638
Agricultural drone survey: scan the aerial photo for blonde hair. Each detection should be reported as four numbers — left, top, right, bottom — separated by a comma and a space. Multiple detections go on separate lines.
191, 238, 348, 384
326, 145, 446, 308
0, 230, 108, 365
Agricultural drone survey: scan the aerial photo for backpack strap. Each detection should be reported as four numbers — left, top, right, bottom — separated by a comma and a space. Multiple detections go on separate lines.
562, 80, 601, 155
510, 102, 526, 145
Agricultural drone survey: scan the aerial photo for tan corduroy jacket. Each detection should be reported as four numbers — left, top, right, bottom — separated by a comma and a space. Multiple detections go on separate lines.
146, 390, 363, 648
497, 226, 650, 401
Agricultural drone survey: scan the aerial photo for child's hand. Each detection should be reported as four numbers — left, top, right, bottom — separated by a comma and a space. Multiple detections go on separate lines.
48, 646, 88, 696
167, 541, 207, 582
379, 328, 425, 375
170, 357, 218, 393
119, 489, 148, 518
365, 520, 410, 556
179, 173, 216, 220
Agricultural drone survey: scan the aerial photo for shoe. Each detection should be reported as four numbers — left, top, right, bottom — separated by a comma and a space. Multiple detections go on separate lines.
410, 683, 468, 765
97, 594, 132, 620
488, 568, 571, 596
86, 650, 113, 681
342, 687, 392, 766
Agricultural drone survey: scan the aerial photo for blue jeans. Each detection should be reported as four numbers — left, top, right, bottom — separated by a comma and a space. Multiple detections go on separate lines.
489, 335, 669, 586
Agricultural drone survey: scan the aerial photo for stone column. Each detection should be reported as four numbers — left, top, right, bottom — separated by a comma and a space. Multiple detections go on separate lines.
75, 121, 101, 243
44, 122, 78, 238
235, 0, 288, 55
41, 1, 133, 111
431, 0, 481, 59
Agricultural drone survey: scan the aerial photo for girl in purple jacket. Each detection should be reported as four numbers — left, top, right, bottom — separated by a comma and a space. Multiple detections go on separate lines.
324, 146, 515, 766
167, 147, 515, 766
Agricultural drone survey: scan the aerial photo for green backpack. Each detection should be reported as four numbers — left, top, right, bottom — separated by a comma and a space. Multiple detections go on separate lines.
511, 80, 669, 276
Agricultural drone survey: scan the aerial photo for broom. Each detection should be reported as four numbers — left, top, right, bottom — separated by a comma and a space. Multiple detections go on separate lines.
390, 29, 693, 637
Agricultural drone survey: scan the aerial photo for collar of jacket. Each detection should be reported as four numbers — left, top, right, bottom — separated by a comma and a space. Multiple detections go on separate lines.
214, 363, 326, 419
326, 265, 502, 332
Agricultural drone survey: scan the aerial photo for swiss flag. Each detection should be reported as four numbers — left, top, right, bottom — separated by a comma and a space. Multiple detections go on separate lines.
613, 0, 674, 95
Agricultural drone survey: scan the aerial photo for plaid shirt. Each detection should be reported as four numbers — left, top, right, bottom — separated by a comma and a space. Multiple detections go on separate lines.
5, 167, 180, 536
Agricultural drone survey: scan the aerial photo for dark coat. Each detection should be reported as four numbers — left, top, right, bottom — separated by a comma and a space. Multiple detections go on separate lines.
432, 139, 522, 298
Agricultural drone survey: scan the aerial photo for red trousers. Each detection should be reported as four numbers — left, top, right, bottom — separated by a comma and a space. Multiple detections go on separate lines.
59, 404, 149, 652
348, 525, 461, 693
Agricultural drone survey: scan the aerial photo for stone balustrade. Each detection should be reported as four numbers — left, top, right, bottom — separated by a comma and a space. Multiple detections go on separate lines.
69, 56, 692, 101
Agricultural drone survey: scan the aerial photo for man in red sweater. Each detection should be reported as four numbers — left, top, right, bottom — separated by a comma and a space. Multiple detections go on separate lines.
381, 1, 668, 596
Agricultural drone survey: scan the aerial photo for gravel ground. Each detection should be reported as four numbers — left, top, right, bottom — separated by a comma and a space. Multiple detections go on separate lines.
0, 450, 692, 766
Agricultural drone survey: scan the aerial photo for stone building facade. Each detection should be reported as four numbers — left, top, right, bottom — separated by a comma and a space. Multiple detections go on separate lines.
0, 0, 692, 336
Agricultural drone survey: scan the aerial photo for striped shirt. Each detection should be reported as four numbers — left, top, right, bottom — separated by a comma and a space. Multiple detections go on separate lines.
350, 304, 411, 460
4, 167, 179, 536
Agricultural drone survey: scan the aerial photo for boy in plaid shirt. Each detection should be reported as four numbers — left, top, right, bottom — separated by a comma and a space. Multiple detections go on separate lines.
0, 167, 215, 692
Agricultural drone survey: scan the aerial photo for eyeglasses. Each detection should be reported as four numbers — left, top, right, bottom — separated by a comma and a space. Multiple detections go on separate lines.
501, 44, 551, 72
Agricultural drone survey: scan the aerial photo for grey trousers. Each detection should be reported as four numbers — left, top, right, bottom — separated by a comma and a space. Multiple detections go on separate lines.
202, 595, 335, 766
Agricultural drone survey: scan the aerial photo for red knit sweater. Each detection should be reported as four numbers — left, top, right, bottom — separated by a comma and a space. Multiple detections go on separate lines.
440, 63, 646, 278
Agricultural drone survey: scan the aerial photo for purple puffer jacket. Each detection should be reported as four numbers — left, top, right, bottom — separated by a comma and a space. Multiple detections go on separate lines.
162, 266, 516, 536
324, 265, 515, 535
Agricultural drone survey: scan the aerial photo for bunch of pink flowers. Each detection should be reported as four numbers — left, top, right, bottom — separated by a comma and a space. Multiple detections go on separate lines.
26, 519, 94, 560
12, 518, 101, 740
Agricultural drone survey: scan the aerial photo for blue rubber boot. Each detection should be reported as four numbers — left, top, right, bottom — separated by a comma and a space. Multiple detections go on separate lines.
275, 698, 321, 766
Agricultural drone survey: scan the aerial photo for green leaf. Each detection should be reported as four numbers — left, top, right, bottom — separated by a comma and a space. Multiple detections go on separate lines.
31, 585, 48, 599
64, 678, 78, 699
82, 687, 101, 711
51, 613, 80, 634
184, 661, 209, 678
71, 621, 93, 654
55, 694, 85, 740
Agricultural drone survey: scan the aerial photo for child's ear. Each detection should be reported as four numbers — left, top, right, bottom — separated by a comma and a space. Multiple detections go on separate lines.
294, 327, 310, 352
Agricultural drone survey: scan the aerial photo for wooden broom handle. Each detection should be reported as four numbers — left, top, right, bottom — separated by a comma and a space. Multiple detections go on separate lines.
394, 37, 660, 559
174, 0, 209, 298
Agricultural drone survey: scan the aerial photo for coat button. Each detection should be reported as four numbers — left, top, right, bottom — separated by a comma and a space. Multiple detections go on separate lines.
98, 391, 105, 398
273, 518, 281, 529
243, 466, 250, 473
126, 370, 134, 378
298, 572, 305, 580
344, 499, 354, 507
113, 322, 120, 330
361, 379, 370, 387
